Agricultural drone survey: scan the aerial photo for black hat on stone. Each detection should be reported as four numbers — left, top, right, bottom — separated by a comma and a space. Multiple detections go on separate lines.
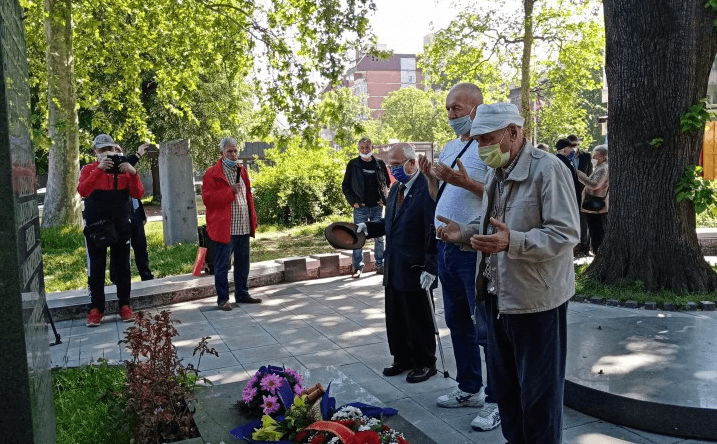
324, 222, 366, 250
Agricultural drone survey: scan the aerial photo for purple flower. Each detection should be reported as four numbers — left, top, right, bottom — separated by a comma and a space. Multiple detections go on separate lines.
261, 394, 280, 415
284, 369, 303, 385
248, 373, 259, 386
260, 373, 283, 394
293, 384, 303, 395
242, 385, 257, 403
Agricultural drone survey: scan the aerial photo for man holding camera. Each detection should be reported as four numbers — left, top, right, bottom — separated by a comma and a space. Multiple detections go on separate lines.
78, 134, 145, 326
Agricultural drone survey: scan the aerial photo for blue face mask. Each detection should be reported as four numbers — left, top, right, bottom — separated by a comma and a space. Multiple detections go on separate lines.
567, 151, 575, 160
223, 157, 238, 168
390, 160, 414, 184
448, 106, 477, 137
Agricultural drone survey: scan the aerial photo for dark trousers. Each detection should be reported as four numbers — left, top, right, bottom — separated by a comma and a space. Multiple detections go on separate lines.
385, 285, 436, 369
586, 213, 607, 253
109, 214, 153, 282
131, 216, 153, 280
485, 295, 568, 444
438, 241, 493, 400
214, 234, 250, 304
86, 236, 131, 312
579, 211, 590, 252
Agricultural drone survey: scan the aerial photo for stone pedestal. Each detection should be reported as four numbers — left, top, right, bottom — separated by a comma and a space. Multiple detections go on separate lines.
159, 140, 198, 245
0, 1, 55, 440
311, 253, 341, 278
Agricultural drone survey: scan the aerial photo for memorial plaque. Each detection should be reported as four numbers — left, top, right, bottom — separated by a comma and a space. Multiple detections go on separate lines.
0, 0, 56, 442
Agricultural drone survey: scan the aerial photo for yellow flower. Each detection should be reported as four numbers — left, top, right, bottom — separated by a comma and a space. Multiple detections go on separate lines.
251, 415, 284, 441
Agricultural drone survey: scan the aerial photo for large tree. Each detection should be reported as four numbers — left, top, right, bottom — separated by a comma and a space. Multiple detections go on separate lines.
24, 0, 376, 227
590, 0, 717, 292
380, 87, 453, 149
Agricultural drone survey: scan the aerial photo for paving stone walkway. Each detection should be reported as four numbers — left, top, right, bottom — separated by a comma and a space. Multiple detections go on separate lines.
49, 273, 715, 444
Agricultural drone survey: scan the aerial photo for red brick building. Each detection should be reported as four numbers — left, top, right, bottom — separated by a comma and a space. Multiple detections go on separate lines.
327, 51, 428, 119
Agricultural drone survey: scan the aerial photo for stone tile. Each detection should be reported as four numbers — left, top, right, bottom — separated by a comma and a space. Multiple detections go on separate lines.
623, 426, 689, 444
441, 412, 506, 444
387, 371, 458, 396
329, 330, 385, 348
563, 406, 599, 429
174, 321, 218, 337
267, 326, 324, 343
259, 315, 310, 331
231, 344, 294, 364
174, 336, 229, 353
334, 362, 385, 384
287, 302, 338, 316
344, 342, 391, 359
295, 349, 359, 369
69, 318, 118, 336
221, 329, 278, 351
179, 349, 239, 372
199, 365, 251, 386
562, 421, 658, 443
360, 378, 407, 403
282, 337, 341, 356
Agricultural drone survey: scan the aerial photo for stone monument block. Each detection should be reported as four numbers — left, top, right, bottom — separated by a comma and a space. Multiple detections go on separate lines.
0, 1, 56, 440
311, 253, 340, 278
275, 257, 309, 282
159, 140, 198, 245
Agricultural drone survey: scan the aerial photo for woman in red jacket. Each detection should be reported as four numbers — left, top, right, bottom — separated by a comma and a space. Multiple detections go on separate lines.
78, 134, 145, 326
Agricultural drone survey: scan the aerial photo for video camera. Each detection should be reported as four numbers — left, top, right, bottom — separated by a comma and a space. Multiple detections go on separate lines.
104, 154, 129, 174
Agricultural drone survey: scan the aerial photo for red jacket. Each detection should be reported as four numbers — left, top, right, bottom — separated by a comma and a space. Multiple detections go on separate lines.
77, 162, 144, 199
201, 158, 257, 243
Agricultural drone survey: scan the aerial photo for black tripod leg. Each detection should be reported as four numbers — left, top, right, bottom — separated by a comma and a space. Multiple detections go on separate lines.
44, 302, 62, 346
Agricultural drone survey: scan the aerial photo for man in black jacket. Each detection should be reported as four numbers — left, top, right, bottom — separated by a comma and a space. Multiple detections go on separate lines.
568, 134, 593, 256
341, 137, 391, 278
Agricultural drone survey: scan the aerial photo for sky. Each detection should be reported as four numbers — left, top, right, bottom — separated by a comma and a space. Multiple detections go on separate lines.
369, 0, 462, 54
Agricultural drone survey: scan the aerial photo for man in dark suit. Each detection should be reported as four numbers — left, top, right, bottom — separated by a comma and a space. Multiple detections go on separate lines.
568, 134, 593, 256
358, 143, 438, 383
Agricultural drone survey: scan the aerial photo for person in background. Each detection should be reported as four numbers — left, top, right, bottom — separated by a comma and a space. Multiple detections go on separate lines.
111, 144, 154, 282
577, 145, 609, 253
78, 134, 145, 326
555, 138, 581, 210
341, 137, 391, 278
418, 82, 500, 432
536, 143, 550, 152
437, 103, 579, 443
202, 137, 261, 310
568, 134, 593, 257
359, 143, 438, 384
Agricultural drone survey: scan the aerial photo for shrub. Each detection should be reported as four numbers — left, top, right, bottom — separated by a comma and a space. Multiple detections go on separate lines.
252, 136, 350, 226
120, 310, 217, 443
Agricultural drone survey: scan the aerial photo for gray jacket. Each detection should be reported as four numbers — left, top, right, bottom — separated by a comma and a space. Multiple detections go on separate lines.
457, 142, 580, 315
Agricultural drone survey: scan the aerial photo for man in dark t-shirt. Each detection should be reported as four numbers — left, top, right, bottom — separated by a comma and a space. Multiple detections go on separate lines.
341, 137, 391, 278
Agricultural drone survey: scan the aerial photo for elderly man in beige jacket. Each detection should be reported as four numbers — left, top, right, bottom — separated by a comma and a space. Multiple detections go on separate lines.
437, 102, 579, 444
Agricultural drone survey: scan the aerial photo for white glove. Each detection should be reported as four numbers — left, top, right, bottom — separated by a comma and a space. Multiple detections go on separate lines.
356, 223, 368, 235
420, 271, 436, 290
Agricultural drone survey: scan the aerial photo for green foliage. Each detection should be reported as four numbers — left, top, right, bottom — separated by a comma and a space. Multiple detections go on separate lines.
316, 88, 371, 149
380, 88, 454, 148
649, 137, 664, 148
706, 0, 717, 28
252, 137, 350, 226
680, 99, 711, 134
53, 359, 133, 444
675, 165, 717, 214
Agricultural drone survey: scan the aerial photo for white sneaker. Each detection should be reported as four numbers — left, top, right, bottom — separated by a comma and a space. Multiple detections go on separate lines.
470, 402, 501, 431
435, 386, 486, 408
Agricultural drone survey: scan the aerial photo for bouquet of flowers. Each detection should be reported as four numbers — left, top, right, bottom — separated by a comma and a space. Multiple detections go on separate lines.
237, 365, 305, 417
249, 403, 409, 444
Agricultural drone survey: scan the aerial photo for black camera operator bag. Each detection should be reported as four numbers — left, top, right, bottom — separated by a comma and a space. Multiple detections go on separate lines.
84, 219, 118, 248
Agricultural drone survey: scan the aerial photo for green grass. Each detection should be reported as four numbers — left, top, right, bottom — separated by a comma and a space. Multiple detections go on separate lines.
53, 359, 132, 444
42, 213, 356, 293
574, 263, 717, 307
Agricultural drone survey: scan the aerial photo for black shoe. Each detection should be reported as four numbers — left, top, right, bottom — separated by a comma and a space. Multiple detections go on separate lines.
382, 362, 408, 377
237, 296, 262, 304
406, 367, 437, 383
375, 266, 384, 275
218, 300, 233, 311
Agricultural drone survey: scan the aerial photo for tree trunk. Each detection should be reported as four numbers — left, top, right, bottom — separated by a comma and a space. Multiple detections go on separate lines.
520, 0, 534, 140
41, 0, 81, 228
590, 0, 717, 292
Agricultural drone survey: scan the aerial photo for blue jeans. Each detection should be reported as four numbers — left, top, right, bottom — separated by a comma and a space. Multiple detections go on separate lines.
352, 206, 384, 270
485, 295, 568, 444
214, 234, 250, 305
438, 241, 493, 399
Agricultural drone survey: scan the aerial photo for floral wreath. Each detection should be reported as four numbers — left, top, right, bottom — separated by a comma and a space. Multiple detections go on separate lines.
237, 365, 305, 417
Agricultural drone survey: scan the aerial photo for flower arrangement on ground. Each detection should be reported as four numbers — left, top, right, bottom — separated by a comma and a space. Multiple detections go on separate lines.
236, 365, 305, 417
250, 403, 409, 444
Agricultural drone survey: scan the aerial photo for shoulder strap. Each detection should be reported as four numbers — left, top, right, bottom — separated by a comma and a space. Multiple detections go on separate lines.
435, 139, 474, 204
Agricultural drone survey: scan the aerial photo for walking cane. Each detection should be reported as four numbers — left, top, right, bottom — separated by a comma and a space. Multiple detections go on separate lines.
425, 287, 449, 378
